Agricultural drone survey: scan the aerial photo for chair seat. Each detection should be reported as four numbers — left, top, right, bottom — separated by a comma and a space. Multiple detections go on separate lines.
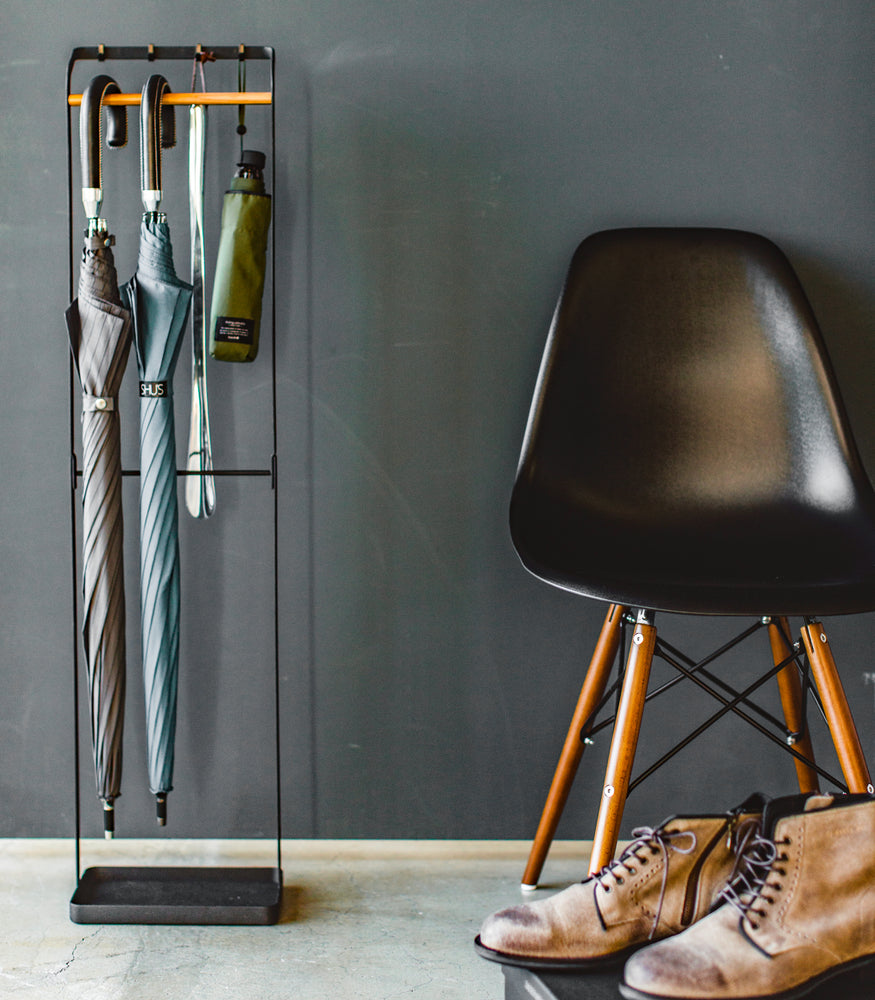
511, 484, 875, 615
510, 228, 875, 616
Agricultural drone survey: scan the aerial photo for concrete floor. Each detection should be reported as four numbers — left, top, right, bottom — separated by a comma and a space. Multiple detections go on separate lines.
0, 838, 594, 1000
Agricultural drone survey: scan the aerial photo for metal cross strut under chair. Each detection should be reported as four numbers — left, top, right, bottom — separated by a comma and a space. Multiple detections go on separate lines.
511, 228, 875, 890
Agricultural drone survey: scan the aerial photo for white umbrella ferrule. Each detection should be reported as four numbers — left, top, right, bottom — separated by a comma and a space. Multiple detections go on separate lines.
82, 187, 103, 220
142, 189, 163, 214
84, 220, 112, 241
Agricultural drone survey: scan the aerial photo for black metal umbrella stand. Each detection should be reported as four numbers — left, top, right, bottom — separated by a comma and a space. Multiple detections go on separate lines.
65, 44, 282, 926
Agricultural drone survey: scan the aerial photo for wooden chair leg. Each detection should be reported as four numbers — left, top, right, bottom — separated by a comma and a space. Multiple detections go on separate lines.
769, 617, 819, 793
520, 604, 626, 889
587, 610, 656, 875
801, 620, 873, 794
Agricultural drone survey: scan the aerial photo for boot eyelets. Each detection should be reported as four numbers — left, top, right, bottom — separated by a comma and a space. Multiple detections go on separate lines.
616, 877, 624, 885
627, 868, 636, 875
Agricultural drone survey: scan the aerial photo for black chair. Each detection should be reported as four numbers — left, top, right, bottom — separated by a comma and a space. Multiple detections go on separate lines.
513, 228, 875, 889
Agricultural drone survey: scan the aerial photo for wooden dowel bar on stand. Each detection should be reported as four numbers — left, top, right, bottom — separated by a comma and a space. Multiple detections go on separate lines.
68, 92, 271, 106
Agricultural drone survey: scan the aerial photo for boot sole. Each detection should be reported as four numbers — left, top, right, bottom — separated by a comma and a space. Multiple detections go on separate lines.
619, 951, 875, 1000
474, 934, 641, 971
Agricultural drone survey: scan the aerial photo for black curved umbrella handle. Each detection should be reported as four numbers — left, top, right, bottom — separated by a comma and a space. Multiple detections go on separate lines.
80, 75, 127, 221
140, 74, 176, 213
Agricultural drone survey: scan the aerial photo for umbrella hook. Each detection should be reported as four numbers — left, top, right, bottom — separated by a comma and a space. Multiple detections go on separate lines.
139, 74, 177, 218
80, 75, 127, 235
236, 44, 248, 157
192, 43, 216, 89
191, 45, 214, 99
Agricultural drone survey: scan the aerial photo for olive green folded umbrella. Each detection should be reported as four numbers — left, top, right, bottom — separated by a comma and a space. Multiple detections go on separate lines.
209, 149, 271, 363
122, 75, 192, 825
66, 75, 131, 837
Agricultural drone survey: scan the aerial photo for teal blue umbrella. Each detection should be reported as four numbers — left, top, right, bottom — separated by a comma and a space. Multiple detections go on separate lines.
122, 75, 191, 825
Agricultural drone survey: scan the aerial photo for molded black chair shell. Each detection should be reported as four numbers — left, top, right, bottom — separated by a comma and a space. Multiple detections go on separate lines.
510, 228, 875, 616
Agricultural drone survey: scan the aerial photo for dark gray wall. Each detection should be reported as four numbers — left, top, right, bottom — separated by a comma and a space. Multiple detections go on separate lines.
2, 3, 874, 841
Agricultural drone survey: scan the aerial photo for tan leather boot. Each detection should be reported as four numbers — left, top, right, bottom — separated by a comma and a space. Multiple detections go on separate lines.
621, 792, 875, 999
474, 795, 766, 970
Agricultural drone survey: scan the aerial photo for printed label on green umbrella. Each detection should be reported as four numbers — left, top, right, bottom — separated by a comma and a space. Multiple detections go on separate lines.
214, 316, 255, 345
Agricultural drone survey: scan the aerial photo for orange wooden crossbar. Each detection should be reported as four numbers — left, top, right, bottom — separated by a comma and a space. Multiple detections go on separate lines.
68, 91, 271, 106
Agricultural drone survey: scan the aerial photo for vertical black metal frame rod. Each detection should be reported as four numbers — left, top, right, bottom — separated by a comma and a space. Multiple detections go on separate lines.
66, 45, 280, 882
266, 46, 282, 874
64, 55, 82, 882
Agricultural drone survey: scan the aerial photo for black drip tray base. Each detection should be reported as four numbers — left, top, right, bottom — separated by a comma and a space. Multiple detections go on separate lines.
70, 865, 283, 925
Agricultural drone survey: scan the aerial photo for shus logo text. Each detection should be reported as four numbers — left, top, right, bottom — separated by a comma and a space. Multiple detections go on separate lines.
139, 381, 168, 398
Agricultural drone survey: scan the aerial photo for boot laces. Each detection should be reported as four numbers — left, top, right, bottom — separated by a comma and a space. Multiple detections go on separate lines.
593, 825, 697, 939
718, 823, 786, 929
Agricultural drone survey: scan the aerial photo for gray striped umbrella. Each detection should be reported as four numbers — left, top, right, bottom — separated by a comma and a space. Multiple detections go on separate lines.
66, 233, 133, 836
122, 75, 192, 825
66, 75, 131, 838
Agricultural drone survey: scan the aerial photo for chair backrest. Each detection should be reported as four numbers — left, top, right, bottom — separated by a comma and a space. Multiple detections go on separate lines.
510, 228, 875, 615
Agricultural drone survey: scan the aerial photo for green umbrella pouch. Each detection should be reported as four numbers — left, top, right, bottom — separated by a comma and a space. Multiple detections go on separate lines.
209, 150, 271, 362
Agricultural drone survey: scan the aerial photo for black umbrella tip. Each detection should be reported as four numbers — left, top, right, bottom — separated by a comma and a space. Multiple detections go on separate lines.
156, 793, 168, 826
103, 801, 115, 839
